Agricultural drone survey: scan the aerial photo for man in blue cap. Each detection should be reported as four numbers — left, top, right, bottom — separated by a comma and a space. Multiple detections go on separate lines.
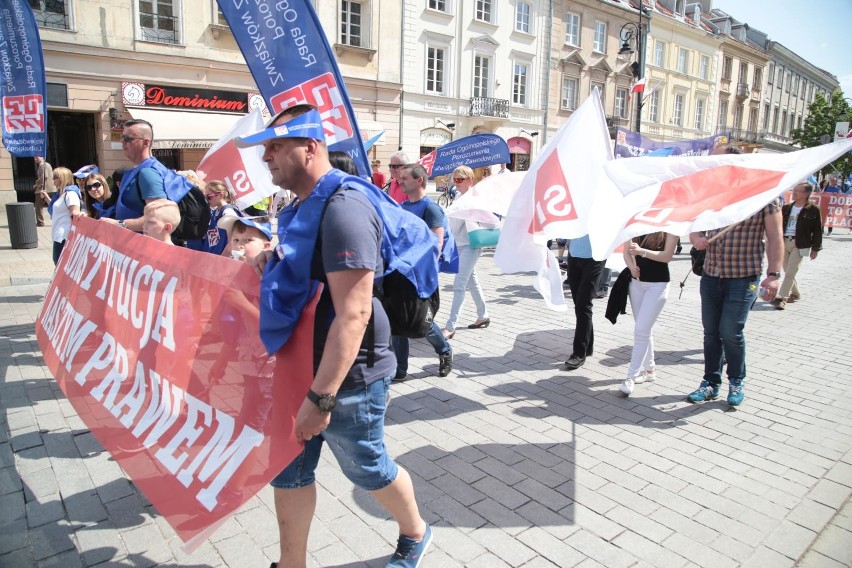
240, 104, 432, 568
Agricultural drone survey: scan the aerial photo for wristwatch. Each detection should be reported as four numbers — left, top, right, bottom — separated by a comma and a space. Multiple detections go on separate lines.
767, 271, 781, 278
118, 220, 126, 229
306, 389, 337, 412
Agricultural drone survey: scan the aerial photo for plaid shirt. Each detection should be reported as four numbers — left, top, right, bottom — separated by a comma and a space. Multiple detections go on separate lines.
703, 197, 782, 278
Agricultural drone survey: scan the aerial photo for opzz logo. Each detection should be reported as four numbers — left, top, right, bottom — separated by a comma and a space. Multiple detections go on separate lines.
269, 73, 353, 145
3, 95, 45, 134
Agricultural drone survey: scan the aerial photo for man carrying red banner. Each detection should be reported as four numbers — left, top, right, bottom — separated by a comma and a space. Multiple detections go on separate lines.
238, 105, 432, 568
687, 145, 784, 407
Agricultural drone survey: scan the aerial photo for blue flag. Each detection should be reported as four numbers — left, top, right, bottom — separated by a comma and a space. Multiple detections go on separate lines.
217, 0, 370, 178
420, 134, 511, 179
0, 0, 47, 157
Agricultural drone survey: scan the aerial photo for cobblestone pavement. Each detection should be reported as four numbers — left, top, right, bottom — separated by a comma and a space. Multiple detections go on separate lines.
1, 208, 851, 567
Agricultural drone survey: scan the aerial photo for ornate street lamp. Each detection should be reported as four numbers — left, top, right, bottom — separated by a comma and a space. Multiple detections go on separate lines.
618, 7, 650, 133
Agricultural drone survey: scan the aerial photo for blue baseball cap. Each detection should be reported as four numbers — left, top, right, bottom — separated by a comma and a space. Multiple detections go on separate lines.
73, 164, 99, 178
217, 216, 273, 241
233, 109, 325, 148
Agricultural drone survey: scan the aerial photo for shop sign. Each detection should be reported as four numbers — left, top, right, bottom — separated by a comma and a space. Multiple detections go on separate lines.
121, 82, 249, 113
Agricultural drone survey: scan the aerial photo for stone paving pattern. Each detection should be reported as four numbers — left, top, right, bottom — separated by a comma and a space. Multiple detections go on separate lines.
1, 208, 851, 567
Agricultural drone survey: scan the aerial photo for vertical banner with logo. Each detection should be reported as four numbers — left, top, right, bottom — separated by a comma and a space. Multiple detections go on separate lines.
0, 0, 47, 156
217, 0, 370, 178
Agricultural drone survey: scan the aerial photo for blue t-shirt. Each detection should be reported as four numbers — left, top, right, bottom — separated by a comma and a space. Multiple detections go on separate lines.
569, 234, 593, 259
122, 167, 167, 217
403, 197, 445, 230
310, 190, 395, 388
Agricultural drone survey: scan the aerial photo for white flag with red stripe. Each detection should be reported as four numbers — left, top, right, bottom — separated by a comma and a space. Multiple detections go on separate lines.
631, 78, 646, 94
588, 138, 852, 259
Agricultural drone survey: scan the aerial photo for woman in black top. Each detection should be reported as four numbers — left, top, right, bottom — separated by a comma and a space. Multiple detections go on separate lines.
620, 231, 679, 396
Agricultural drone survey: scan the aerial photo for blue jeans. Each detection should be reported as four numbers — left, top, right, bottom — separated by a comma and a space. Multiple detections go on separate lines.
392, 322, 450, 375
445, 245, 488, 331
52, 240, 66, 265
700, 274, 758, 385
270, 375, 398, 491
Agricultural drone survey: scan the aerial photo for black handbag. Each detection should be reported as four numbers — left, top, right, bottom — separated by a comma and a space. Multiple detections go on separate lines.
690, 247, 706, 276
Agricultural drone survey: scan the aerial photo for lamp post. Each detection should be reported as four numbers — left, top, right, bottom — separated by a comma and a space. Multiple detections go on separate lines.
618, 7, 650, 133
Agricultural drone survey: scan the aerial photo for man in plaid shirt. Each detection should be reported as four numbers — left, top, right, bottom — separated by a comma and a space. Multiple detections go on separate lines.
686, 145, 784, 407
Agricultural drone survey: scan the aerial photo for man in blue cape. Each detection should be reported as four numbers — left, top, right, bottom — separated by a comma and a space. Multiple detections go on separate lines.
240, 105, 433, 568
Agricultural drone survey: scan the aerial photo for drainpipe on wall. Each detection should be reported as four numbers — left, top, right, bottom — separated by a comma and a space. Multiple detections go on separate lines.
541, 0, 554, 144
397, 1, 406, 150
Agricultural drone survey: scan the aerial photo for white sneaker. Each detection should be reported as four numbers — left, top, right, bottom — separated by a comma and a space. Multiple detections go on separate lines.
619, 378, 634, 395
633, 370, 657, 384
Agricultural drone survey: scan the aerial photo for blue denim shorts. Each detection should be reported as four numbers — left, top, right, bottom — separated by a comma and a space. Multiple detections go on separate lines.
270, 375, 399, 491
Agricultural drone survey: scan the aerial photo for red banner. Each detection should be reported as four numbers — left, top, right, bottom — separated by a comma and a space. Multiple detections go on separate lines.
36, 217, 316, 548
819, 193, 852, 229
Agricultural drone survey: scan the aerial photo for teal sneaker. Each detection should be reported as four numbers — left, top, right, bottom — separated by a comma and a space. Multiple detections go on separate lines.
688, 380, 720, 403
727, 380, 744, 406
387, 524, 432, 568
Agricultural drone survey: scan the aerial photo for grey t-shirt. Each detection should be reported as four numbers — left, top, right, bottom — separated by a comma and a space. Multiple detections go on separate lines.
311, 189, 396, 388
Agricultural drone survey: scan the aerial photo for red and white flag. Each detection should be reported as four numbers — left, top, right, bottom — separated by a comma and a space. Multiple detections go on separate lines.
631, 78, 647, 94
493, 95, 613, 310
196, 108, 279, 210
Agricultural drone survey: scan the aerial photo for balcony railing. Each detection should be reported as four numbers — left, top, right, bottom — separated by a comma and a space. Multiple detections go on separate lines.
140, 12, 179, 44
727, 128, 760, 144
736, 82, 749, 98
469, 97, 509, 118
31, 0, 69, 30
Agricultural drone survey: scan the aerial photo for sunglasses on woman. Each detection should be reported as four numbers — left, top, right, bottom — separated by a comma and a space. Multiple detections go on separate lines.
85, 182, 102, 191
453, 177, 468, 183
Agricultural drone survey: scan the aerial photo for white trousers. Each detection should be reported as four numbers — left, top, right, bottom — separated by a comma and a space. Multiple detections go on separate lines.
627, 280, 670, 379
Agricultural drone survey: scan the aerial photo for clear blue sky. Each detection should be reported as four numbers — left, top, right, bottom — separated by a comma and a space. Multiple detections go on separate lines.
711, 0, 852, 98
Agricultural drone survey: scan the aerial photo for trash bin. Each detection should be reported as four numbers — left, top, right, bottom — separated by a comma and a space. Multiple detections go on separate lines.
6, 202, 38, 249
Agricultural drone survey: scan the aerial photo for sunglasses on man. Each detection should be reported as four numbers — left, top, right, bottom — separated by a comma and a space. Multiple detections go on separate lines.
388, 164, 407, 169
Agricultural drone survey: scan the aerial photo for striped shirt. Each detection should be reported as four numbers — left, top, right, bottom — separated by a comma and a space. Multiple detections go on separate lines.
703, 197, 782, 279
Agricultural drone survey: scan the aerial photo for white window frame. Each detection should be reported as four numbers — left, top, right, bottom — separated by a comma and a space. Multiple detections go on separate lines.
138, 0, 182, 45
473, 54, 491, 98
512, 60, 529, 106
738, 62, 748, 84
753, 67, 762, 90
561, 76, 578, 110
677, 48, 689, 74
475, 0, 494, 23
564, 11, 580, 46
30, 0, 73, 30
673, 93, 684, 127
615, 88, 628, 119
653, 41, 665, 68
699, 55, 709, 80
427, 0, 448, 12
515, 1, 531, 34
767, 63, 774, 84
340, 0, 371, 48
593, 21, 607, 53
648, 91, 659, 123
425, 44, 447, 95
718, 100, 728, 131
694, 98, 705, 130
722, 56, 732, 80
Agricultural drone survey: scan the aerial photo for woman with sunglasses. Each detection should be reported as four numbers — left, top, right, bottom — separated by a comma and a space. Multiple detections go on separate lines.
83, 172, 117, 219
48, 167, 82, 265
192, 180, 239, 255
442, 165, 491, 339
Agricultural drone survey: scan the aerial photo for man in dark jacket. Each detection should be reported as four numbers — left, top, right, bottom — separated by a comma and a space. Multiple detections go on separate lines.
776, 181, 822, 309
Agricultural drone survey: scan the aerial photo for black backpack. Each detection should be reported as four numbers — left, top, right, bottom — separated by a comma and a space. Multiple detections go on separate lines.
135, 173, 211, 242
376, 270, 440, 338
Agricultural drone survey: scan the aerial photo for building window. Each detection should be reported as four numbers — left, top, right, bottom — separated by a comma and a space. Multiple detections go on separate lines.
340, 1, 364, 47
140, 0, 180, 44
515, 2, 530, 33
785, 71, 791, 92
767, 63, 774, 84
473, 55, 490, 98
648, 91, 659, 123
694, 99, 705, 130
593, 21, 607, 53
673, 94, 684, 126
699, 55, 709, 80
772, 106, 779, 133
615, 88, 628, 119
475, 0, 493, 23
738, 62, 748, 84
775, 66, 782, 86
426, 46, 446, 94
30, 0, 70, 30
428, 0, 446, 11
718, 100, 728, 130
565, 12, 580, 46
763, 103, 770, 130
512, 62, 528, 106
748, 108, 758, 132
653, 41, 665, 67
780, 111, 787, 135
591, 81, 605, 102
561, 76, 578, 110
733, 104, 742, 129
677, 48, 689, 74
215, 7, 228, 26
722, 56, 732, 80
753, 68, 762, 90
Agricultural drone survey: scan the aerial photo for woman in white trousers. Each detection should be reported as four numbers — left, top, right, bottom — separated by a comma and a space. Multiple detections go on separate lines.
620, 232, 679, 396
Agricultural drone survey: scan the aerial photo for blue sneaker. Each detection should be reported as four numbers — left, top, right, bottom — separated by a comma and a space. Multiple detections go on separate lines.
688, 381, 720, 403
727, 380, 744, 406
387, 524, 432, 568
